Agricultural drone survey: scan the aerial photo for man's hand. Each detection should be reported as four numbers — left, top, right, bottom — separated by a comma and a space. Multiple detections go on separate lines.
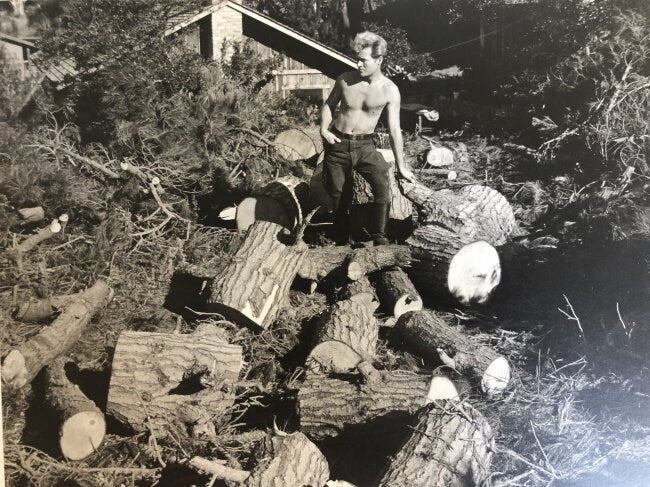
397, 164, 416, 183
321, 129, 341, 145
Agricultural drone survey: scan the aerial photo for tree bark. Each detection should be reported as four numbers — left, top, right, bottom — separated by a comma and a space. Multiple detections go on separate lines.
376, 267, 423, 318
2, 280, 114, 389
245, 432, 330, 486
396, 310, 511, 394
298, 370, 447, 439
402, 182, 515, 246
305, 341, 363, 376
236, 176, 310, 232
298, 244, 410, 282
407, 225, 501, 305
106, 323, 243, 437
314, 299, 379, 361
337, 275, 379, 313
208, 220, 308, 329
379, 401, 493, 487
44, 357, 106, 460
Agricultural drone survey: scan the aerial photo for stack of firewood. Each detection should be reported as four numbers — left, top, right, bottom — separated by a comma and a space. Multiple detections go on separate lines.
2, 146, 517, 485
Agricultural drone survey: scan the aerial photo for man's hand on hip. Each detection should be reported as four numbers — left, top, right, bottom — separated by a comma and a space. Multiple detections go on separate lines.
321, 129, 341, 145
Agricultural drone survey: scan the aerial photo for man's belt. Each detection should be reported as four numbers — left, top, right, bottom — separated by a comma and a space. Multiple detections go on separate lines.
331, 127, 375, 141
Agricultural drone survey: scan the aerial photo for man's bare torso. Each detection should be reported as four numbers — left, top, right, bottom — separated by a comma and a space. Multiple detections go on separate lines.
334, 71, 397, 135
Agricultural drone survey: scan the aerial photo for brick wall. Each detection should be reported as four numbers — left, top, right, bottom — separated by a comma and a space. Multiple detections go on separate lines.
211, 4, 243, 60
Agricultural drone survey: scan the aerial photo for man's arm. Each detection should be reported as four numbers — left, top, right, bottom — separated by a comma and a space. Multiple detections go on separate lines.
320, 75, 343, 144
386, 85, 416, 182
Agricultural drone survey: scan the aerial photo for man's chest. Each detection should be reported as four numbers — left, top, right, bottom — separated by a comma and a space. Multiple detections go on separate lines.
341, 84, 388, 111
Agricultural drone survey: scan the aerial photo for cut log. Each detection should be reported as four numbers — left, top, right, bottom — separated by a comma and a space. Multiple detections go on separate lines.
298, 370, 458, 439
396, 310, 511, 394
13, 219, 61, 257
18, 206, 44, 224
245, 432, 329, 486
274, 127, 323, 161
314, 299, 379, 361
13, 294, 77, 322
236, 176, 310, 232
337, 276, 379, 313
298, 244, 410, 282
44, 357, 106, 460
378, 401, 493, 487
305, 341, 363, 376
106, 323, 243, 436
402, 182, 515, 246
350, 149, 414, 221
425, 146, 454, 167
376, 267, 423, 318
407, 225, 501, 305
208, 220, 308, 329
2, 280, 113, 389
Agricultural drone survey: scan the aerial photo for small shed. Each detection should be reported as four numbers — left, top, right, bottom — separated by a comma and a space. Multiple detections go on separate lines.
167, 0, 357, 100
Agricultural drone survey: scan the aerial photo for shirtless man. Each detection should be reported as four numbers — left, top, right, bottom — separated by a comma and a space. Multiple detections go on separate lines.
320, 31, 415, 246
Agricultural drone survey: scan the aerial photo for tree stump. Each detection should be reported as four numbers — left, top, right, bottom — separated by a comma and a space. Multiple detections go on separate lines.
396, 310, 511, 394
208, 220, 308, 329
44, 357, 106, 460
298, 370, 458, 439
402, 182, 515, 246
376, 267, 423, 318
236, 176, 310, 232
314, 299, 379, 361
106, 323, 243, 436
379, 401, 493, 487
2, 280, 114, 389
407, 225, 501, 305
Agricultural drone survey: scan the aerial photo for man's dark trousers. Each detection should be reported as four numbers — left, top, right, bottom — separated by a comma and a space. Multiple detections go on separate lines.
322, 129, 391, 244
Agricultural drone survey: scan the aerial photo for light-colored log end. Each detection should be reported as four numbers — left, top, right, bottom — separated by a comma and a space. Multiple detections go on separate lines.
347, 261, 364, 281
481, 356, 511, 394
393, 294, 423, 318
306, 341, 362, 375
426, 375, 460, 403
1, 350, 28, 389
60, 410, 106, 460
448, 241, 501, 305
18, 206, 45, 223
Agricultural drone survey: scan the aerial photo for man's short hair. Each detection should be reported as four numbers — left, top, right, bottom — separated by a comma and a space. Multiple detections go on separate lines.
351, 31, 387, 58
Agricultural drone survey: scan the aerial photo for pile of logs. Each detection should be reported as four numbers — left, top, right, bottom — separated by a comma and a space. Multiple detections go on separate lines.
2, 141, 517, 485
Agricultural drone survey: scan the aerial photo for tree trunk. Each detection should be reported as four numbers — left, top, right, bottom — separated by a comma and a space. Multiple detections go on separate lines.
209, 220, 308, 329
402, 182, 515, 246
298, 244, 410, 282
376, 267, 423, 318
13, 294, 77, 322
396, 310, 510, 394
245, 432, 330, 486
407, 225, 501, 305
236, 176, 310, 232
298, 370, 454, 439
314, 299, 379, 361
44, 357, 106, 460
337, 275, 379, 313
2, 280, 114, 389
106, 323, 243, 437
379, 400, 493, 487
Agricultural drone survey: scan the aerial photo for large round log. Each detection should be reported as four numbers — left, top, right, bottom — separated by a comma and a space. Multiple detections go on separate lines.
314, 299, 379, 361
44, 356, 106, 460
396, 310, 511, 394
402, 182, 515, 246
407, 225, 501, 305
2, 280, 114, 389
376, 266, 423, 318
305, 341, 364, 376
106, 323, 243, 437
236, 176, 310, 232
379, 400, 493, 487
274, 127, 323, 161
209, 220, 308, 329
298, 370, 459, 439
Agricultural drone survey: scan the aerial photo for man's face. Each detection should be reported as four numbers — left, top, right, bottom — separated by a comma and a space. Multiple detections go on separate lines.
356, 47, 381, 77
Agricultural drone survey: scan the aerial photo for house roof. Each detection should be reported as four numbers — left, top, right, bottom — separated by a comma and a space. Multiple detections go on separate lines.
40, 0, 356, 87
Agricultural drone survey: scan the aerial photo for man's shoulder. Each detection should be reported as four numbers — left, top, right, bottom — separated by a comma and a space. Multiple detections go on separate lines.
339, 71, 361, 83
